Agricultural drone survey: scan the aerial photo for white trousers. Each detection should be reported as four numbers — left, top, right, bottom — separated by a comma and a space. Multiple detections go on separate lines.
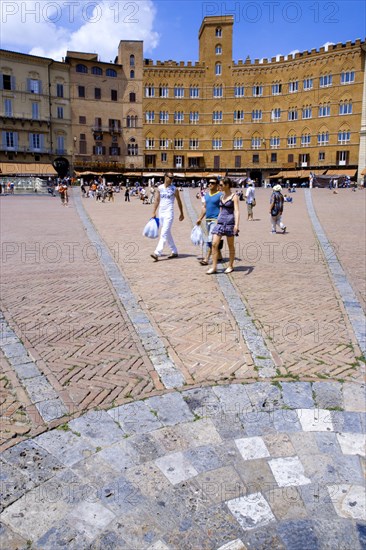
155, 214, 177, 255
271, 214, 285, 232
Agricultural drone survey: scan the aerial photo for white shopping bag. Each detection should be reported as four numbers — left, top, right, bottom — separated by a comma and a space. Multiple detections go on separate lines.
191, 225, 204, 246
143, 217, 160, 239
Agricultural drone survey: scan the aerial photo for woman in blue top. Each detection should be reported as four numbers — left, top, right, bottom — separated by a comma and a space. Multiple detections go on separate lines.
207, 177, 240, 274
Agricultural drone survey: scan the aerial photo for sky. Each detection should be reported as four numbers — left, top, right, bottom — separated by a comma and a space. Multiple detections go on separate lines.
1, 0, 365, 63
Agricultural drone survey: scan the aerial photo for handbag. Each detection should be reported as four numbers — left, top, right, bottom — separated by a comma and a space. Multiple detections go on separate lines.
143, 217, 160, 238
191, 225, 204, 246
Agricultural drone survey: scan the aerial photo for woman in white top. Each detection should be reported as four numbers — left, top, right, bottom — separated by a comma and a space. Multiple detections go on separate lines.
245, 180, 256, 221
150, 172, 184, 260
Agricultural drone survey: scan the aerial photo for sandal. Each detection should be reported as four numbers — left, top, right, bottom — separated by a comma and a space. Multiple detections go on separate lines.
224, 267, 234, 274
150, 253, 159, 261
199, 260, 209, 266
206, 268, 216, 275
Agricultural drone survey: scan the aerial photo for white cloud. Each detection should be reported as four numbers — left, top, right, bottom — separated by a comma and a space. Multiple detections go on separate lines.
1, 0, 159, 61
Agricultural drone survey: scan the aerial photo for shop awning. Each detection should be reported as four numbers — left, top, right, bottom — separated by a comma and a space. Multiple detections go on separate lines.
361, 168, 366, 176
0, 163, 57, 176
75, 171, 102, 176
269, 170, 326, 179
142, 172, 164, 177
187, 152, 204, 157
326, 169, 357, 177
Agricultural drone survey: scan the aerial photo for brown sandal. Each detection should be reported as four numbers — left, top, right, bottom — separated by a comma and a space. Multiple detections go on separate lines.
199, 260, 208, 265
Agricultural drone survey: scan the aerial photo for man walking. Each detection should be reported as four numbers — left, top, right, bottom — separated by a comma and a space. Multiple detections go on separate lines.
269, 184, 286, 233
196, 177, 223, 265
150, 171, 184, 260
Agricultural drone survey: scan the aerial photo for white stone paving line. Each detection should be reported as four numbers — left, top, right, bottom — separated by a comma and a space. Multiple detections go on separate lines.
0, 314, 67, 422
73, 192, 185, 389
183, 189, 276, 377
305, 189, 366, 355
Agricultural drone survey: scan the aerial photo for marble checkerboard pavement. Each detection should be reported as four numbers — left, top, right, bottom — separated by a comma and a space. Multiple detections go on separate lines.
0, 187, 365, 548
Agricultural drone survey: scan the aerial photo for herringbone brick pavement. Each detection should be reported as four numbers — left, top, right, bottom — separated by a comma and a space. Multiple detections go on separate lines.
0, 196, 162, 449
84, 188, 364, 384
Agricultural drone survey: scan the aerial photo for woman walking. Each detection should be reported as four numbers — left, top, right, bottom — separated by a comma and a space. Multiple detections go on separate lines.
207, 177, 240, 274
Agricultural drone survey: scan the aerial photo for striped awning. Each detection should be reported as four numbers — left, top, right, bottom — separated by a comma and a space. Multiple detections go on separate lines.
0, 163, 57, 176
326, 169, 357, 177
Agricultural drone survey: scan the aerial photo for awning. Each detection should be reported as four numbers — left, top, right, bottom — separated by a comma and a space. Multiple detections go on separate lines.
187, 152, 204, 158
361, 168, 366, 176
269, 172, 283, 178
326, 169, 357, 177
0, 163, 57, 176
269, 170, 326, 179
75, 171, 102, 176
142, 172, 164, 177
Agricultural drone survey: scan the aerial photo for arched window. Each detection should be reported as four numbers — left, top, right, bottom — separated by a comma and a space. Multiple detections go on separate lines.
128, 138, 138, 156
215, 27, 222, 37
130, 70, 135, 79
130, 54, 135, 66
215, 63, 222, 76
76, 64, 88, 73
129, 92, 136, 102
92, 67, 103, 75
215, 44, 222, 55
106, 68, 117, 77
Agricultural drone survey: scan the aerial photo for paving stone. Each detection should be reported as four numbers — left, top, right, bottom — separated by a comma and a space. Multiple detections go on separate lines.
0, 458, 35, 511
297, 409, 334, 432
13, 361, 40, 379
241, 411, 277, 436
1, 343, 27, 359
327, 484, 366, 520
235, 458, 277, 495
152, 425, 191, 454
356, 523, 366, 548
7, 353, 34, 366
268, 457, 311, 487
182, 387, 221, 418
63, 501, 116, 541
35, 398, 68, 422
244, 382, 283, 411
36, 519, 96, 550
336, 433, 366, 456
342, 383, 366, 412
146, 393, 194, 426
331, 455, 365, 485
265, 486, 308, 521
312, 381, 344, 409
147, 541, 171, 550
68, 410, 126, 446
216, 538, 246, 550
281, 382, 314, 409
212, 384, 252, 416
129, 433, 166, 463
263, 433, 296, 458
235, 436, 270, 461
312, 518, 362, 550
23, 375, 58, 403
331, 411, 363, 433
300, 483, 339, 520
314, 432, 342, 455
108, 400, 163, 435
175, 418, 222, 449
188, 465, 245, 505
242, 525, 285, 550
300, 453, 340, 484
0, 523, 28, 550
98, 440, 141, 473
1, 440, 64, 486
124, 461, 172, 498
0, 470, 82, 541
272, 409, 302, 433
155, 451, 198, 485
211, 412, 248, 440
277, 519, 320, 550
183, 444, 224, 474
193, 503, 247, 549
34, 429, 96, 467
227, 493, 276, 531
289, 432, 319, 457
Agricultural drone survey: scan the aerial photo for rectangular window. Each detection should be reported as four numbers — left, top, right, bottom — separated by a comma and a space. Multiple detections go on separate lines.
300, 153, 309, 166
78, 86, 85, 98
287, 136, 297, 147
272, 83, 282, 95
145, 86, 155, 97
252, 110, 262, 121
161, 152, 167, 162
339, 102, 352, 115
319, 151, 325, 161
4, 98, 12, 116
251, 137, 262, 149
159, 138, 169, 149
320, 75, 332, 87
174, 111, 184, 124
28, 79, 41, 94
252, 154, 259, 164
57, 106, 63, 119
94, 145, 104, 155
337, 150, 349, 164
252, 85, 263, 97
94, 88, 101, 100
234, 86, 244, 97
32, 102, 40, 119
319, 105, 330, 117
235, 155, 241, 168
159, 111, 169, 123
3, 131, 18, 148
111, 89, 117, 101
174, 138, 183, 149
30, 133, 42, 150
341, 71, 354, 84
317, 132, 329, 145
79, 138, 87, 154
213, 86, 223, 98
110, 146, 120, 156
212, 138, 222, 150
338, 131, 350, 144
301, 134, 311, 146
94, 117, 102, 130
271, 108, 281, 121
270, 136, 280, 148
190, 111, 199, 124
79, 116, 86, 124
271, 153, 277, 163
213, 111, 222, 123
56, 83, 64, 98
2, 74, 15, 91
190, 86, 199, 98
233, 138, 243, 149
288, 110, 298, 121
234, 110, 244, 122
159, 86, 168, 97
189, 138, 199, 149
57, 136, 65, 154
289, 81, 299, 93
302, 107, 312, 119
146, 138, 155, 149
145, 111, 155, 123
109, 119, 121, 132
303, 78, 313, 90
174, 86, 184, 98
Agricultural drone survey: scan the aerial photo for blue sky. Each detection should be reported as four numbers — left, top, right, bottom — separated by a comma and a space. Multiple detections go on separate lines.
1, 0, 365, 62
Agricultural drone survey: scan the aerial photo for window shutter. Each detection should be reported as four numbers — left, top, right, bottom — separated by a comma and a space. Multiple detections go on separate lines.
0, 74, 3, 90
29, 134, 33, 148
336, 151, 340, 162
2, 131, 6, 147
102, 146, 106, 155
14, 133, 18, 148
38, 80, 42, 95
27, 79, 32, 92
93, 146, 96, 155
40, 134, 45, 150
117, 147, 120, 155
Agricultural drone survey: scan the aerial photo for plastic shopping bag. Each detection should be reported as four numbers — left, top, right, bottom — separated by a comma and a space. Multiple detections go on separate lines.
143, 217, 160, 239
191, 225, 204, 246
